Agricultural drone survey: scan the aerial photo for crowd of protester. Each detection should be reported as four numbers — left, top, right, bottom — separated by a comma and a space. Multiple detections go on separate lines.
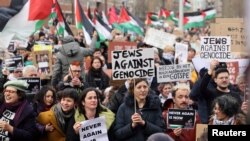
0, 19, 249, 141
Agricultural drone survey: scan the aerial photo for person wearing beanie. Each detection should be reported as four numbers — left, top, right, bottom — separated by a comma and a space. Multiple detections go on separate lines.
0, 80, 37, 141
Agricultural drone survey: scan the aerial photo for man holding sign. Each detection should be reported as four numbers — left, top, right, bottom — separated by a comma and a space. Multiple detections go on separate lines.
162, 84, 201, 141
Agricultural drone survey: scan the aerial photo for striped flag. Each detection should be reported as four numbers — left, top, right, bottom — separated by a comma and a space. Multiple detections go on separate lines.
49, 0, 73, 37
0, 0, 53, 48
74, 0, 94, 45
202, 8, 216, 20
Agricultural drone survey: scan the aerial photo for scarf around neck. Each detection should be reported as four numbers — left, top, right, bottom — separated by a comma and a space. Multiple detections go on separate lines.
53, 103, 75, 133
212, 115, 235, 125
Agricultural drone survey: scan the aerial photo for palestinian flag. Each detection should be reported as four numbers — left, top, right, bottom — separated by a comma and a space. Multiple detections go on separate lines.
202, 8, 216, 20
108, 6, 123, 32
74, 0, 94, 45
158, 8, 170, 19
170, 11, 204, 29
0, 0, 53, 48
49, 0, 73, 37
127, 8, 145, 30
118, 6, 144, 36
145, 12, 162, 26
184, 0, 192, 10
91, 7, 112, 47
183, 11, 204, 29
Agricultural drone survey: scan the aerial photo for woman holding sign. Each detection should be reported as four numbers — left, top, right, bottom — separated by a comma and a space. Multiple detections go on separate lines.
114, 78, 165, 141
71, 87, 115, 141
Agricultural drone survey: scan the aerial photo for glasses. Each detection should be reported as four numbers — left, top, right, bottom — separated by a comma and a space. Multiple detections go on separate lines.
14, 71, 22, 73
4, 89, 17, 94
72, 70, 81, 73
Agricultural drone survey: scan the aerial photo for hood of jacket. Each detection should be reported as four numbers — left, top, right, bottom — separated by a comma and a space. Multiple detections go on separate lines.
59, 35, 80, 57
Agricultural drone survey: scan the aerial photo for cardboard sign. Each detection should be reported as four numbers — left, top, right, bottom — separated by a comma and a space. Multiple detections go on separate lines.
108, 41, 137, 63
157, 64, 191, 83
200, 36, 231, 59
196, 124, 208, 141
79, 116, 109, 141
144, 28, 176, 49
32, 49, 52, 76
226, 61, 239, 84
167, 109, 196, 129
19, 77, 41, 94
210, 18, 246, 53
112, 48, 155, 80
4, 56, 23, 71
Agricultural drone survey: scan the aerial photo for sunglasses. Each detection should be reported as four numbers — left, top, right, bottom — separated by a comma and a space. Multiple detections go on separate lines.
4, 89, 17, 94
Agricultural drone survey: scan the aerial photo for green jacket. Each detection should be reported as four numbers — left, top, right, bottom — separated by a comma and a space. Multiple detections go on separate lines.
74, 105, 115, 130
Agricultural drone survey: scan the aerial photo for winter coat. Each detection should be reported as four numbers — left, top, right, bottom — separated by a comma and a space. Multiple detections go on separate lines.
36, 109, 75, 141
0, 101, 37, 141
114, 94, 165, 141
51, 36, 96, 87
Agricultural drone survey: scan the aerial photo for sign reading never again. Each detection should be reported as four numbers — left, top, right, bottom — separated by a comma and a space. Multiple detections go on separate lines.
112, 48, 155, 80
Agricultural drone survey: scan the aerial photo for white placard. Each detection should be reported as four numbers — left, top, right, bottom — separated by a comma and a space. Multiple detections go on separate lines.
157, 64, 191, 83
112, 48, 155, 80
144, 28, 176, 49
200, 36, 231, 59
79, 116, 109, 141
175, 43, 188, 64
192, 58, 249, 74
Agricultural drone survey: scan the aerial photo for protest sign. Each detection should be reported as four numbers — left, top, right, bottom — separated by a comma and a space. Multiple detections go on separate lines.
192, 58, 249, 75
79, 116, 109, 141
167, 109, 196, 129
144, 28, 176, 49
19, 77, 41, 94
4, 56, 23, 71
175, 43, 188, 64
226, 61, 239, 84
32, 46, 52, 76
108, 41, 137, 63
112, 48, 155, 80
211, 18, 246, 53
196, 124, 208, 141
33, 44, 52, 52
157, 64, 191, 83
200, 36, 231, 59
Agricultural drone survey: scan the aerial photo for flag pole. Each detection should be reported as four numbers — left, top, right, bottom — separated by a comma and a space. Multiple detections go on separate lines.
178, 0, 184, 31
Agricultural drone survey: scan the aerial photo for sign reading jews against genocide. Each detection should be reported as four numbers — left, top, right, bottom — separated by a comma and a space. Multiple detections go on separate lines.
200, 36, 231, 59
4, 56, 23, 71
157, 64, 191, 83
167, 109, 196, 129
79, 116, 109, 141
112, 48, 155, 80
144, 28, 176, 49
19, 77, 41, 94
108, 41, 137, 63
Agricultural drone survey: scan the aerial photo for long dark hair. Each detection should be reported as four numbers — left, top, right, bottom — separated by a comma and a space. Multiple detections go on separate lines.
78, 87, 106, 115
33, 86, 56, 105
